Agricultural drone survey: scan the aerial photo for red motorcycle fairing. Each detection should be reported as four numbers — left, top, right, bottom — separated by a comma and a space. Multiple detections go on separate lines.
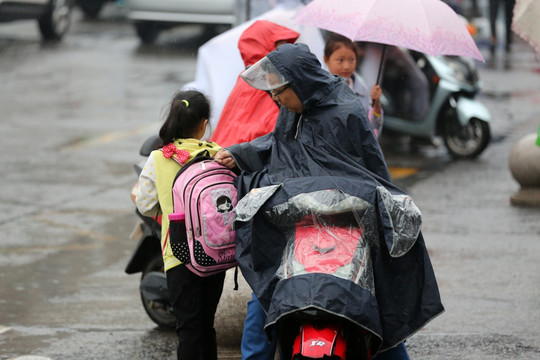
292, 323, 347, 359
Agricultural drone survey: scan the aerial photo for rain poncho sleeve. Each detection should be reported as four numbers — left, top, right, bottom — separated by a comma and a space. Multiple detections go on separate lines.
227, 132, 274, 173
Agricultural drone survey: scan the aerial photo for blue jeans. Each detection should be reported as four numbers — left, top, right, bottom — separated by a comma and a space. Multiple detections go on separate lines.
373, 342, 410, 360
241, 293, 277, 360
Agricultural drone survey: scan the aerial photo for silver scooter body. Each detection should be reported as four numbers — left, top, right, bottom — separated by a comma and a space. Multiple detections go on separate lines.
381, 50, 491, 158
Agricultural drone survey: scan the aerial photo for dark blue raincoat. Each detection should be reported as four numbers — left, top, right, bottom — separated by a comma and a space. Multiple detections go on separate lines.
227, 43, 443, 353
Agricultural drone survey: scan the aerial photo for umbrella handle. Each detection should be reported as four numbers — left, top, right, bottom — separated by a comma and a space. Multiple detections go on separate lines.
375, 45, 387, 86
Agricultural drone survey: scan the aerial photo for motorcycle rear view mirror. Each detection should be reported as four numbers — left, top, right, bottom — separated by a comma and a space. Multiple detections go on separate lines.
140, 135, 161, 156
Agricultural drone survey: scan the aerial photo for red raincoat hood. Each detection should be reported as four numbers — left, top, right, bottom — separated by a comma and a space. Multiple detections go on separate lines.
210, 21, 299, 147
238, 20, 300, 67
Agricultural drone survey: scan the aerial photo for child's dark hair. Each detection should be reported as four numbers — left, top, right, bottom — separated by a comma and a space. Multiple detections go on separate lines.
159, 90, 210, 146
324, 33, 360, 61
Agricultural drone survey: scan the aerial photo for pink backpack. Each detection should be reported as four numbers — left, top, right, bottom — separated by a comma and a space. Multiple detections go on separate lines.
168, 156, 238, 277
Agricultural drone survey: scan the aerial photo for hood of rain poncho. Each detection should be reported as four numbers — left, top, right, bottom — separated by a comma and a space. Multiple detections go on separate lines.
228, 43, 444, 354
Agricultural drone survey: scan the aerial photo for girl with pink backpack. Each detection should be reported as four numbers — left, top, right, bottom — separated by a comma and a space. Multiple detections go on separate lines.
136, 90, 225, 360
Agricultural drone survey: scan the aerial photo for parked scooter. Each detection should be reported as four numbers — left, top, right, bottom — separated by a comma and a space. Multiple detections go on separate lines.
125, 135, 176, 329
377, 46, 491, 159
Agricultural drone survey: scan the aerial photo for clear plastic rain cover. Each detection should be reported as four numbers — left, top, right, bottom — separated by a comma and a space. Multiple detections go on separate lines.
265, 189, 378, 295
377, 186, 422, 258
234, 187, 422, 296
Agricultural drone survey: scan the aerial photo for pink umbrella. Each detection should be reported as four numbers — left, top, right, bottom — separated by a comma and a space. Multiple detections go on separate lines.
294, 0, 484, 82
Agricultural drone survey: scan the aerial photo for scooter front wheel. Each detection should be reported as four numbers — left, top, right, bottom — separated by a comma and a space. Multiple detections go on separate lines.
443, 117, 490, 159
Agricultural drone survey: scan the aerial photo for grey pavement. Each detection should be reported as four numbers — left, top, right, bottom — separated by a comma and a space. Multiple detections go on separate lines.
402, 39, 540, 358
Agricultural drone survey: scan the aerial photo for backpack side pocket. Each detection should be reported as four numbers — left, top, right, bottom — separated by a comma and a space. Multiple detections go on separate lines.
169, 213, 190, 263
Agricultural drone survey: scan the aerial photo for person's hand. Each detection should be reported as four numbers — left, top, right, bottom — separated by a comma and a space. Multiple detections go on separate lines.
371, 84, 382, 114
370, 84, 382, 104
214, 149, 236, 169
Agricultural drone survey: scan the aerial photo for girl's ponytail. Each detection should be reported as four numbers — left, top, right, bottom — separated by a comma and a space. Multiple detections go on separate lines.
159, 90, 210, 146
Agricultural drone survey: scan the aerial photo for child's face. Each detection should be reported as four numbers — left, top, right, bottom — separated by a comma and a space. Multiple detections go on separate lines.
324, 45, 357, 81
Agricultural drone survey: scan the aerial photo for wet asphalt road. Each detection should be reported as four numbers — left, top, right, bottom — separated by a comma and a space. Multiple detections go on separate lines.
0, 6, 212, 359
1, 4, 540, 360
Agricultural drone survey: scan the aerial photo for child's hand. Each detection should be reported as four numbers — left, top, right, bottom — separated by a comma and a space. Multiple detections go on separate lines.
370, 84, 382, 104
371, 85, 382, 114
214, 149, 236, 169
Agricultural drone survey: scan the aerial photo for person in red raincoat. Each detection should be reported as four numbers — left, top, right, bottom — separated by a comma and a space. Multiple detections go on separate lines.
210, 20, 299, 148
211, 20, 299, 360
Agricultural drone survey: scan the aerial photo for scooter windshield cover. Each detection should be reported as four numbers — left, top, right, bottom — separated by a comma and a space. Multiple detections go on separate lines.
265, 189, 375, 294
262, 189, 422, 295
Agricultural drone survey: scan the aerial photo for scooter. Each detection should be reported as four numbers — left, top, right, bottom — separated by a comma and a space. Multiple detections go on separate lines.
378, 46, 491, 159
125, 135, 176, 329
233, 172, 438, 360
250, 189, 390, 359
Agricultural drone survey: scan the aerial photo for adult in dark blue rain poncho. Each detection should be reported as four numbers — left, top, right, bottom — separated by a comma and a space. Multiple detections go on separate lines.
215, 43, 443, 358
